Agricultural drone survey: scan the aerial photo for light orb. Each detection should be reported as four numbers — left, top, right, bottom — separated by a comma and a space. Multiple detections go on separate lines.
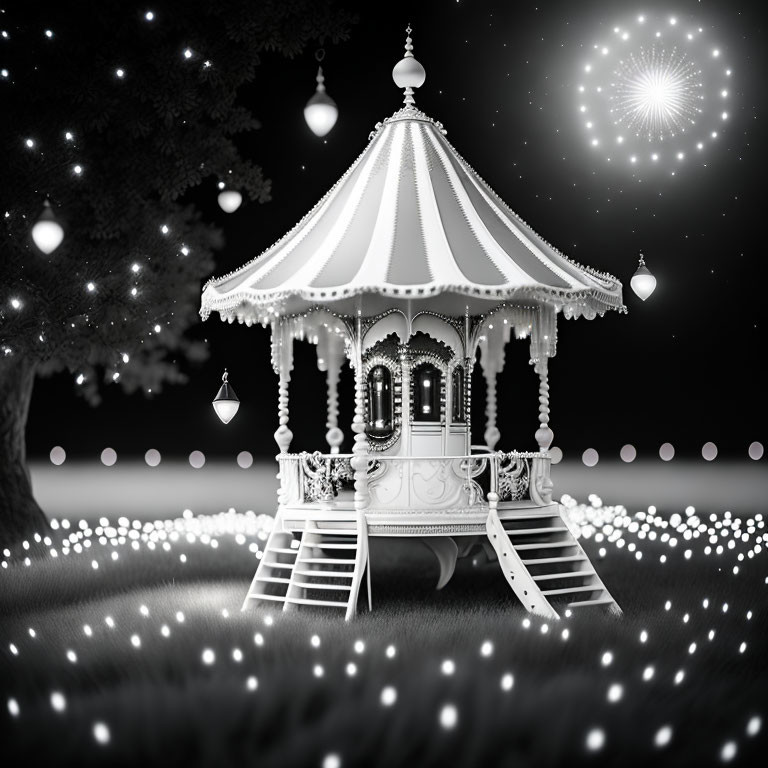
32, 200, 64, 254
631, 254, 656, 301
304, 66, 338, 137
217, 189, 242, 213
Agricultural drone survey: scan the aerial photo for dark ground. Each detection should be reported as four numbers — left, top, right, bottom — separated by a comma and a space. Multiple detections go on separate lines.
1, 467, 767, 767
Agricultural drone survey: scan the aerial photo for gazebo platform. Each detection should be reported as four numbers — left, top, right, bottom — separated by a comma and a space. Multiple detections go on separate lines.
244, 450, 621, 620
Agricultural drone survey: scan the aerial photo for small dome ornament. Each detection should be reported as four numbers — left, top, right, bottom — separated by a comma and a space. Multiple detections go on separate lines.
212, 369, 240, 424
630, 253, 657, 301
392, 25, 426, 106
304, 51, 338, 137
217, 182, 242, 213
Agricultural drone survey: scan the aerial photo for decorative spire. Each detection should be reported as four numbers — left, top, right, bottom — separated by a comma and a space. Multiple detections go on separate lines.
392, 24, 426, 106
404, 24, 414, 57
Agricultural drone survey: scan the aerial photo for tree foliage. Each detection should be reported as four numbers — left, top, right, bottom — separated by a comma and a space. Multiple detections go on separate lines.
0, 0, 354, 401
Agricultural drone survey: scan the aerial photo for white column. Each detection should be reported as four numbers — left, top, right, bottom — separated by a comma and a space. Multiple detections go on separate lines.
317, 329, 345, 454
479, 322, 507, 450
483, 369, 500, 450
399, 344, 412, 453
350, 316, 369, 511
534, 357, 553, 451
273, 321, 294, 454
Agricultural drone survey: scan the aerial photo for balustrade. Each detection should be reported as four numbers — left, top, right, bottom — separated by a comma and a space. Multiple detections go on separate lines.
278, 450, 552, 510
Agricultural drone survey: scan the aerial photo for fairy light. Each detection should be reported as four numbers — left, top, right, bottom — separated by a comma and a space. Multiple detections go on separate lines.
93, 722, 110, 745
655, 725, 673, 747
50, 691, 66, 712
439, 704, 458, 729
586, 728, 605, 751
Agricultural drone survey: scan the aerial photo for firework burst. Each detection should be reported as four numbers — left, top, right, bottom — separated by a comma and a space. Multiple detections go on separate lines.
577, 14, 732, 173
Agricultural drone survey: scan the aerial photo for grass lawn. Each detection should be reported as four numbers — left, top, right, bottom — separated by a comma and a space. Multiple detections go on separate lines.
1, 498, 766, 767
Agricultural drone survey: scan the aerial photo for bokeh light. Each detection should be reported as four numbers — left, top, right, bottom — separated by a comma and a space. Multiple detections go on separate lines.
237, 451, 254, 469
620, 444, 636, 463
189, 451, 205, 469
549, 446, 563, 464
49, 446, 66, 466
659, 443, 675, 461
100, 448, 117, 467
144, 449, 161, 467
748, 441, 763, 461
582, 448, 599, 467
702, 442, 718, 461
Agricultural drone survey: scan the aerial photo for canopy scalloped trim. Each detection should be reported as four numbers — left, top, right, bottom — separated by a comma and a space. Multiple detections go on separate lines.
201, 105, 623, 316
200, 282, 626, 323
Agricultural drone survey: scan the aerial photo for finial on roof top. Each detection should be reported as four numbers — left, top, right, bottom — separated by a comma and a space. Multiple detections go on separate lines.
392, 24, 426, 106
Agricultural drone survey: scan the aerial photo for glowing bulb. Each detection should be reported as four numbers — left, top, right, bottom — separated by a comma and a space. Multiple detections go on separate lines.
218, 189, 242, 213
631, 254, 656, 301
305, 66, 338, 137
32, 200, 65, 254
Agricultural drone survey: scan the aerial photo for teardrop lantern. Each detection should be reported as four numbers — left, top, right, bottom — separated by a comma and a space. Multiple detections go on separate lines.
304, 50, 338, 137
32, 199, 65, 254
630, 253, 656, 301
212, 369, 240, 424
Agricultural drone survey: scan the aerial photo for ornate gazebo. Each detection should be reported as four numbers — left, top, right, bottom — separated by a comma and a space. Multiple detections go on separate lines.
200, 32, 625, 620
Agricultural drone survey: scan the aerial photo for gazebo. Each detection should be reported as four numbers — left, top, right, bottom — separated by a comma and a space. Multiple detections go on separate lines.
200, 31, 625, 621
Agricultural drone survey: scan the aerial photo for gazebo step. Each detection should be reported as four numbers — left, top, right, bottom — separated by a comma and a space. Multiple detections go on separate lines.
497, 510, 560, 520
541, 584, 600, 597
505, 526, 569, 535
245, 593, 286, 603
262, 561, 295, 570
522, 555, 586, 565
256, 576, 291, 584
292, 528, 359, 536
269, 547, 300, 555
292, 581, 351, 591
303, 542, 358, 550
294, 569, 354, 578
285, 597, 347, 608
533, 570, 594, 581
300, 557, 354, 565
567, 596, 616, 609
513, 541, 576, 551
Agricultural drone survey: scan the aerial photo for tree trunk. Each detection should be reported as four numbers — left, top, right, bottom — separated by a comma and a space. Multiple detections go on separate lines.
0, 357, 48, 545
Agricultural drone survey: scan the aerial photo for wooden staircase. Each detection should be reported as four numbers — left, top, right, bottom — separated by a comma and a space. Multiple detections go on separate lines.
486, 500, 621, 620
242, 510, 370, 621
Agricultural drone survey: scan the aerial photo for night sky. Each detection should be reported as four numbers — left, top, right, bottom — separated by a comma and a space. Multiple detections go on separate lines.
26, 0, 767, 461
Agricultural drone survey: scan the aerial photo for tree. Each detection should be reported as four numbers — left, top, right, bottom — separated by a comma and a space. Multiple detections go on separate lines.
0, 0, 354, 543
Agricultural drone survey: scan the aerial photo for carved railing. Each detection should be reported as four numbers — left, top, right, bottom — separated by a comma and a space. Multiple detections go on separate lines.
277, 449, 551, 509
489, 451, 552, 505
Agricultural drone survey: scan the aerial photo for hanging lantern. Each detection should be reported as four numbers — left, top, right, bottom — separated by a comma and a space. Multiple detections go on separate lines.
212, 369, 240, 424
304, 50, 338, 137
31, 199, 64, 254
630, 253, 656, 301
217, 183, 242, 213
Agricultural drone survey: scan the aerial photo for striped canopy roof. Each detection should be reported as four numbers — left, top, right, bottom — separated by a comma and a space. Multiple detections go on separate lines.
201, 106, 624, 323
